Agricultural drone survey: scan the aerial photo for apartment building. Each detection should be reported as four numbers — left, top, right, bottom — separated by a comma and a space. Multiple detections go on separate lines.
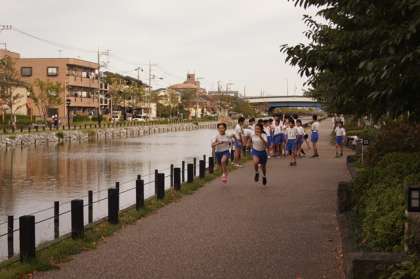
0, 49, 99, 121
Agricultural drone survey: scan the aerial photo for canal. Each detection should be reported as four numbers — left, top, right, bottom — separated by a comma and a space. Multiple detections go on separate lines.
0, 128, 216, 260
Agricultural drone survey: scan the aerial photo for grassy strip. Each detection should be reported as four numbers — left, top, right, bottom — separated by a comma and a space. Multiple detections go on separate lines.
0, 158, 249, 279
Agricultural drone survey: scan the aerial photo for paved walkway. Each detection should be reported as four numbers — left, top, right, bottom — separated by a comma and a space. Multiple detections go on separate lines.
37, 120, 348, 279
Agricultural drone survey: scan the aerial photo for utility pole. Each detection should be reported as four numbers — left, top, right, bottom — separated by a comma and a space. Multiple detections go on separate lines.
217, 81, 222, 115
285, 78, 289, 96
0, 25, 12, 50
146, 62, 158, 119
134, 66, 143, 114
97, 49, 110, 126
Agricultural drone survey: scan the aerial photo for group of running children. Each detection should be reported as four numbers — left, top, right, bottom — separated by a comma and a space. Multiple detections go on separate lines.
212, 114, 346, 185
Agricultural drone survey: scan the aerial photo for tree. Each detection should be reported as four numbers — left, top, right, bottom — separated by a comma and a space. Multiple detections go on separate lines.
0, 56, 28, 129
32, 79, 63, 123
231, 98, 257, 118
281, 0, 420, 122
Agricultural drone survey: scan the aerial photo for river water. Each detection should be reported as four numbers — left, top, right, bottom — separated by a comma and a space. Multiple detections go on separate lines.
0, 128, 216, 260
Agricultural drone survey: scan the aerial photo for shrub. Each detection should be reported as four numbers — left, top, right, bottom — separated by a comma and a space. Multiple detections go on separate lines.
72, 115, 91, 123
351, 153, 420, 252
366, 121, 420, 166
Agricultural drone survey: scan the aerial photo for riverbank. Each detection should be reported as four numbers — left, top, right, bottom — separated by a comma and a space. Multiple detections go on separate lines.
0, 156, 249, 279
0, 121, 218, 150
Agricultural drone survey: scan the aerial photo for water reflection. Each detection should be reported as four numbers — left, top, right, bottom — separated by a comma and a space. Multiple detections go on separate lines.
0, 129, 215, 222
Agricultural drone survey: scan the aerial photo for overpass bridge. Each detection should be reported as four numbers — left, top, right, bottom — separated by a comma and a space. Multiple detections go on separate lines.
243, 95, 321, 112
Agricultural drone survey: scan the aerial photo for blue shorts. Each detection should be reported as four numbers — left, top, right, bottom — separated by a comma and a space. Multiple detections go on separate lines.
336, 136, 344, 145
311, 131, 319, 143
234, 140, 242, 149
273, 134, 283, 145
215, 150, 230, 164
286, 139, 297, 152
267, 135, 273, 146
252, 149, 268, 166
297, 135, 304, 146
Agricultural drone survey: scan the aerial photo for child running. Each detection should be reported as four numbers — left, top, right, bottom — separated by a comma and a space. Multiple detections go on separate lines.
296, 119, 305, 157
211, 123, 232, 183
233, 117, 245, 167
285, 118, 298, 166
311, 114, 320, 157
335, 121, 346, 157
250, 123, 268, 185
272, 117, 283, 157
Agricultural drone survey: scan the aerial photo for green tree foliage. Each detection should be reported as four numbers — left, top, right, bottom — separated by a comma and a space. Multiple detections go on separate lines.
32, 79, 63, 123
281, 0, 420, 121
0, 56, 28, 128
231, 97, 257, 117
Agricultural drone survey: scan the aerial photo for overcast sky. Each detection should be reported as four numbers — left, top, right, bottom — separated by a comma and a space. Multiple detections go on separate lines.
1, 0, 311, 96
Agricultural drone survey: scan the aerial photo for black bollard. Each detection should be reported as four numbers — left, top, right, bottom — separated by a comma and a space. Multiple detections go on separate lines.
199, 160, 205, 178
230, 149, 235, 161
71, 199, 84, 239
88, 190, 93, 224
154, 169, 159, 197
170, 164, 174, 187
203, 154, 206, 165
115, 182, 120, 211
193, 158, 197, 177
174, 168, 181, 191
136, 179, 144, 210
54, 201, 59, 239
7, 216, 13, 258
187, 163, 194, 183
19, 215, 35, 262
209, 157, 214, 174
157, 173, 165, 199
182, 161, 185, 183
108, 188, 119, 224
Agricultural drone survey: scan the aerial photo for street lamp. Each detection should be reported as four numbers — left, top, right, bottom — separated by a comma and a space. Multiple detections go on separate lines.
66, 99, 71, 129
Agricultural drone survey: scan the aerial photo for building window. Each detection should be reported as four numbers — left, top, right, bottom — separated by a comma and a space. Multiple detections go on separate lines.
21, 67, 32, 77
47, 67, 59, 76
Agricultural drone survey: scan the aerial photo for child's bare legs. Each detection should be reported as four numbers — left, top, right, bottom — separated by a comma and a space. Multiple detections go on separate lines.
234, 147, 242, 165
313, 142, 318, 156
253, 156, 260, 181
221, 156, 228, 176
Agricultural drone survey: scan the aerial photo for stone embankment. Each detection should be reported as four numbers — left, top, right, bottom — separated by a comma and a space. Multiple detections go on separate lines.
0, 122, 217, 150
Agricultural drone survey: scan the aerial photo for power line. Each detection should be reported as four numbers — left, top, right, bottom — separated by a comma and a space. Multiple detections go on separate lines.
12, 26, 97, 54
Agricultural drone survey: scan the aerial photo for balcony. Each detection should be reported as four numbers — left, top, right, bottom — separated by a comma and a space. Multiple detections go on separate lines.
66, 76, 99, 89
67, 96, 99, 108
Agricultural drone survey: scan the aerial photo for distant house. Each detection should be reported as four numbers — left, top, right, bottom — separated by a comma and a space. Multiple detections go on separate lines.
152, 88, 181, 107
168, 73, 211, 118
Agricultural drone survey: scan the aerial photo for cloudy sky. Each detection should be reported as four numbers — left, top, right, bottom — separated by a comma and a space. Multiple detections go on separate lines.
1, 0, 312, 96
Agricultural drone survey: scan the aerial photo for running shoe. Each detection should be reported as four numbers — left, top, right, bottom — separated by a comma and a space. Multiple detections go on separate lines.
262, 176, 267, 185
254, 172, 259, 182
222, 174, 228, 183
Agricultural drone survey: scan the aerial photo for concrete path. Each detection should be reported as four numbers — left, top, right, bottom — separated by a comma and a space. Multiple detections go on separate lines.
37, 120, 348, 279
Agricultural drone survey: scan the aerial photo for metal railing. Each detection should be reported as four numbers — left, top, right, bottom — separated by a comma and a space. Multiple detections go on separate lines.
0, 151, 217, 263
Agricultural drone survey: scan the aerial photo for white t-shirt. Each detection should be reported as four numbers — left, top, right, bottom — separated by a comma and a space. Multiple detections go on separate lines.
311, 121, 320, 132
251, 133, 268, 151
264, 126, 272, 136
335, 127, 346, 137
243, 128, 254, 138
286, 127, 298, 140
273, 123, 283, 135
234, 124, 243, 141
296, 126, 305, 136
212, 134, 232, 152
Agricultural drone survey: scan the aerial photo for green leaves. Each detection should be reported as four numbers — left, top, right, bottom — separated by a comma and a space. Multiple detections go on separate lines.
282, 0, 420, 121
